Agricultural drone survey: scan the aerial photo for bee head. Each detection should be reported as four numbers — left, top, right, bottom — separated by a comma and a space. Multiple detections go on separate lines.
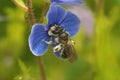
48, 25, 56, 36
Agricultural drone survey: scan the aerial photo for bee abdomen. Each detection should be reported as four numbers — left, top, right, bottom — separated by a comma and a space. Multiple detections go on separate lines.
61, 48, 70, 59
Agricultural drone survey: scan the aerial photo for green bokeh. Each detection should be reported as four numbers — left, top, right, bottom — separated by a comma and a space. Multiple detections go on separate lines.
0, 0, 120, 80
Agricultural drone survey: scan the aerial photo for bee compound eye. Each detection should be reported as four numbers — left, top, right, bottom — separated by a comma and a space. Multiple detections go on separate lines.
52, 27, 63, 34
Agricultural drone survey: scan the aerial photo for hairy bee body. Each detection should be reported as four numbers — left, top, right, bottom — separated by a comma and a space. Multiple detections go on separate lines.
48, 25, 77, 62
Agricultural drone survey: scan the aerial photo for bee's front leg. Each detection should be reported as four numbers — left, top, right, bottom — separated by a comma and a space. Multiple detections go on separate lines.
42, 39, 53, 45
54, 37, 59, 43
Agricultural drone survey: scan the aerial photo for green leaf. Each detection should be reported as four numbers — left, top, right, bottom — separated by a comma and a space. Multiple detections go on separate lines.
18, 59, 32, 80
18, 59, 28, 73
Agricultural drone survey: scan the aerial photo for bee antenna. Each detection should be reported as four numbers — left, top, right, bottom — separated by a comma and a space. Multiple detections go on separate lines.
58, 11, 68, 25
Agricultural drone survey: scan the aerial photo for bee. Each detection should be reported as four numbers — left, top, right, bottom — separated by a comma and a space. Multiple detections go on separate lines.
48, 25, 77, 63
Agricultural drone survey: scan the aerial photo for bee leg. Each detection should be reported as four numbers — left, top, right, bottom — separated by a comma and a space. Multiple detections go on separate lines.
60, 48, 64, 56
53, 44, 62, 52
55, 37, 59, 43
42, 39, 53, 45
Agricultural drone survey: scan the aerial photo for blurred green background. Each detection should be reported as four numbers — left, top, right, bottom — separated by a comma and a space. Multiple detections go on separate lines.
0, 0, 120, 80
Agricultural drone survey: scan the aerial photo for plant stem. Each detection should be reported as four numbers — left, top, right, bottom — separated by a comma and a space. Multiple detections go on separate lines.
37, 57, 46, 80
12, 0, 28, 12
94, 0, 104, 79
95, 0, 104, 16
40, 2, 50, 23
26, 0, 35, 25
26, 0, 46, 80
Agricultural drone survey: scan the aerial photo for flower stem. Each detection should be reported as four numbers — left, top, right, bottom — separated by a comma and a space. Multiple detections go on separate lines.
95, 0, 104, 16
26, 0, 35, 25
94, 0, 104, 79
12, 0, 28, 12
37, 57, 46, 80
26, 0, 46, 80
40, 2, 50, 23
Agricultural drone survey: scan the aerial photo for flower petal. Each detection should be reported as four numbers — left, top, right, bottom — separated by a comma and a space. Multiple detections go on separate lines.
61, 11, 80, 37
51, 0, 84, 5
46, 5, 67, 29
29, 24, 50, 56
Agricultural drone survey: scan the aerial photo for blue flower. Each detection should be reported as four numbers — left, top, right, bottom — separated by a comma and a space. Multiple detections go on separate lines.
51, 0, 83, 5
29, 5, 80, 57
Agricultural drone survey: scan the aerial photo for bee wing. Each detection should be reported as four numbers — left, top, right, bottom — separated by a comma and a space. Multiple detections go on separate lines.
66, 43, 78, 63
